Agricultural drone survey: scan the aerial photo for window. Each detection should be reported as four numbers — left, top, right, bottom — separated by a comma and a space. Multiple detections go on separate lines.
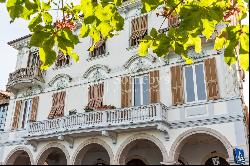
133, 75, 149, 106
18, 99, 32, 129
87, 83, 104, 109
27, 51, 40, 67
0, 105, 8, 130
130, 15, 148, 47
89, 38, 106, 58
184, 63, 207, 103
55, 51, 70, 67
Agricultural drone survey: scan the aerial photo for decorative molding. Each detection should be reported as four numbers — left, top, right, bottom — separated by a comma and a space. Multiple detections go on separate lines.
169, 115, 243, 129
24, 140, 38, 152
157, 124, 170, 141
48, 74, 72, 90
58, 135, 74, 149
102, 131, 117, 144
83, 64, 111, 82
124, 54, 157, 73
118, 0, 141, 14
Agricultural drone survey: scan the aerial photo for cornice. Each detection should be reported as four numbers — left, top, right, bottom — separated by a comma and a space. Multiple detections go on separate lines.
169, 115, 243, 129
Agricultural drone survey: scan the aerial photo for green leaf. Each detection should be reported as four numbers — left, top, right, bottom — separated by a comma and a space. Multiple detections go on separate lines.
28, 14, 42, 31
68, 51, 79, 62
239, 33, 249, 52
201, 19, 216, 39
39, 47, 56, 70
239, 48, 249, 71
79, 24, 89, 38
30, 31, 50, 47
181, 54, 193, 64
42, 12, 52, 25
114, 0, 122, 6
214, 37, 226, 50
6, 0, 24, 20
97, 22, 112, 38
139, 41, 152, 56
150, 28, 158, 38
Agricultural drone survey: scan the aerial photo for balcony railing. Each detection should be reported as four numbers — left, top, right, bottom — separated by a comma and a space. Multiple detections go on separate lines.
7, 67, 44, 92
27, 103, 168, 137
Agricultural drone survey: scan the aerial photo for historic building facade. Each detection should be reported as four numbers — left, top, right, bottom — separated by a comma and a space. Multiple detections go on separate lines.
0, 1, 249, 165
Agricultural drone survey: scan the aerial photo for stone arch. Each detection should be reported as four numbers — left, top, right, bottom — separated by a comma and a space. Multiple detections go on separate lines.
36, 142, 71, 165
116, 133, 168, 164
4, 146, 35, 165
71, 138, 115, 165
169, 127, 234, 162
83, 64, 111, 79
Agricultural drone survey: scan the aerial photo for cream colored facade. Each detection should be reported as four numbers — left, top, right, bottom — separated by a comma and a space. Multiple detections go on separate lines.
0, 1, 249, 165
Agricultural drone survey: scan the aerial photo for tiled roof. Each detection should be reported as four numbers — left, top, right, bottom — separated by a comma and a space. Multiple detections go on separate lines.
7, 34, 32, 45
0, 91, 11, 97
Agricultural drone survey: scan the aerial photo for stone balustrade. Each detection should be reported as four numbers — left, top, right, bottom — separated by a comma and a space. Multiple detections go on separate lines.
6, 67, 44, 92
27, 103, 168, 137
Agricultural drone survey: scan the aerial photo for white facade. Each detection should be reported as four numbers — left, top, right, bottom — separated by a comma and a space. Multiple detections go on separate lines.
0, 1, 249, 165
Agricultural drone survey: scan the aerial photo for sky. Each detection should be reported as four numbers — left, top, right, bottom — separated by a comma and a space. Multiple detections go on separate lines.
0, 4, 249, 107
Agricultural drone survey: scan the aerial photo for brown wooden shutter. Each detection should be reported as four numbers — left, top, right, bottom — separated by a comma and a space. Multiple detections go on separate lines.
29, 96, 39, 122
171, 65, 184, 105
130, 15, 148, 41
121, 76, 132, 108
48, 91, 66, 119
150, 70, 160, 103
12, 100, 22, 129
204, 57, 219, 100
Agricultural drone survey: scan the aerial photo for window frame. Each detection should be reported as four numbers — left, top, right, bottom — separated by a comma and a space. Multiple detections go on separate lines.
132, 73, 150, 106
183, 62, 207, 104
27, 51, 40, 68
18, 99, 32, 129
129, 14, 148, 48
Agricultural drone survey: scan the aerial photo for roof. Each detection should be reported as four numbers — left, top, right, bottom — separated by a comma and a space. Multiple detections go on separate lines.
0, 91, 11, 98
7, 34, 32, 45
0, 91, 11, 105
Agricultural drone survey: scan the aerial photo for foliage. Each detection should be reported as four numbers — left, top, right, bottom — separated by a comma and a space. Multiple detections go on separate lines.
1, 0, 249, 71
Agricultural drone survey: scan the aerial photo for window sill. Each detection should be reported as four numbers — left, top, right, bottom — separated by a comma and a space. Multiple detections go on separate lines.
53, 63, 72, 70
87, 52, 109, 61
126, 45, 139, 51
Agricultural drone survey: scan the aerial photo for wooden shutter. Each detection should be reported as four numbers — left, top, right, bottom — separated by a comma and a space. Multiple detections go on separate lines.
12, 100, 22, 129
48, 91, 66, 119
205, 57, 219, 100
29, 96, 39, 122
130, 15, 148, 40
171, 65, 184, 105
150, 70, 160, 103
121, 76, 132, 108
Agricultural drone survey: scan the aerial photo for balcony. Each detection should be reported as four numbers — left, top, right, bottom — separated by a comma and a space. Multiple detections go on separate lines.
24, 103, 169, 147
6, 67, 44, 92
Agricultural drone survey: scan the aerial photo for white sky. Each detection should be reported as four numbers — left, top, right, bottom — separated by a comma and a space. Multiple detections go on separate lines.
0, 4, 249, 107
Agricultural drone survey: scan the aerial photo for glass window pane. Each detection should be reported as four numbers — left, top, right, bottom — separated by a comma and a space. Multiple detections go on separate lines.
185, 66, 195, 102
142, 75, 149, 105
134, 78, 141, 106
195, 64, 206, 101
21, 100, 28, 128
